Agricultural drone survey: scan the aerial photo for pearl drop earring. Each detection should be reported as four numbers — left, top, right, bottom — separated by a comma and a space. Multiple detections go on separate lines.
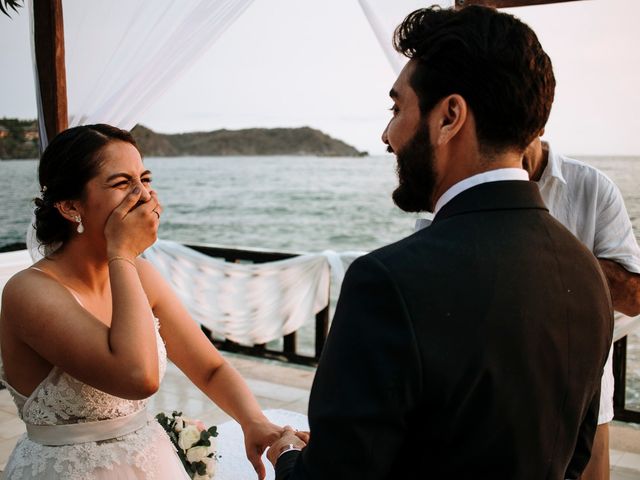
74, 215, 84, 234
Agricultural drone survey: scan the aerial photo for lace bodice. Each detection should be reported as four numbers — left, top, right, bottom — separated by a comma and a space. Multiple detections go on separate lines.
0, 318, 166, 425
0, 318, 181, 480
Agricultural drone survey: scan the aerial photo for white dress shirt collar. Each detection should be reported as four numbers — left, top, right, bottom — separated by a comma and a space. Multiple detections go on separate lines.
433, 168, 529, 216
538, 142, 567, 186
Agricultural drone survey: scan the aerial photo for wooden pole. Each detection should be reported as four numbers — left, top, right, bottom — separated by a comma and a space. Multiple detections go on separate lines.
33, 0, 68, 147
455, 0, 582, 9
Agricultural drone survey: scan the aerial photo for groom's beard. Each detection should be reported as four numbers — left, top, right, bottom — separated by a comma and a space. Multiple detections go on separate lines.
392, 127, 437, 213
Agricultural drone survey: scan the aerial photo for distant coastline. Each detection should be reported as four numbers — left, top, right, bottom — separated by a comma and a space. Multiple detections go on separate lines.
0, 118, 367, 159
0, 119, 39, 159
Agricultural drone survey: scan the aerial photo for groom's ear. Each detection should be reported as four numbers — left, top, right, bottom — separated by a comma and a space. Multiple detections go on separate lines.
55, 200, 81, 222
432, 94, 468, 147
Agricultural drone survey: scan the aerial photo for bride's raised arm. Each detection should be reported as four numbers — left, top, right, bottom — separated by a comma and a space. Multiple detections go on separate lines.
136, 257, 282, 479
1, 180, 161, 401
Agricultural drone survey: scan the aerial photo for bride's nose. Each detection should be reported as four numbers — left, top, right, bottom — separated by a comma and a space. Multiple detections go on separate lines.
134, 180, 152, 202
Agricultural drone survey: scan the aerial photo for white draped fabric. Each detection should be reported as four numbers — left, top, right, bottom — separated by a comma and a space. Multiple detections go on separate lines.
0, 250, 32, 293
27, 0, 49, 149
142, 240, 364, 346
357, 0, 455, 74
29, 0, 255, 147
2, 247, 638, 344
63, 0, 254, 131
0, 243, 365, 346
26, 0, 255, 256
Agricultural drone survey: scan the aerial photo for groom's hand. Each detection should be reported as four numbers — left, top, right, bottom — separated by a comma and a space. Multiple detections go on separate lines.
267, 427, 307, 468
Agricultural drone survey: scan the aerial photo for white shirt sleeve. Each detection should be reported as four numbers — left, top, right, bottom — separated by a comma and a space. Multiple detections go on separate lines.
592, 171, 640, 274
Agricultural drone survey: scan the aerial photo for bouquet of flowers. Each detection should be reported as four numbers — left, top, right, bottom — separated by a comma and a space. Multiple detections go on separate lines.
156, 411, 220, 479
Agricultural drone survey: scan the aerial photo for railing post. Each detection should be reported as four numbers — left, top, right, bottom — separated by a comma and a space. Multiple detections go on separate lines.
612, 335, 640, 423
613, 337, 627, 418
283, 332, 297, 357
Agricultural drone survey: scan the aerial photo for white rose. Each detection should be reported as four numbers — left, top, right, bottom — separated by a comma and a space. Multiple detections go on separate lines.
205, 456, 217, 476
178, 425, 201, 451
207, 439, 216, 455
186, 445, 210, 463
174, 417, 184, 432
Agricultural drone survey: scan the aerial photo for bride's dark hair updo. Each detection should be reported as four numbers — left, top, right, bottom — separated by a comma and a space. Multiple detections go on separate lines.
34, 124, 140, 249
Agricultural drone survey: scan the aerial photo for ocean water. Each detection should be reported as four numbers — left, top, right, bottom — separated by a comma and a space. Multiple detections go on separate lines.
2, 155, 639, 251
1, 155, 639, 410
0, 156, 418, 252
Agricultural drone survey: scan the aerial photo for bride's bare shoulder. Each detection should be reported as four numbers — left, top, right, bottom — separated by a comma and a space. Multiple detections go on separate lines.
1, 267, 78, 322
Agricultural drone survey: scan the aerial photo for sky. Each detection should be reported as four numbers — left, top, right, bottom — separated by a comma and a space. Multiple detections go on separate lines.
1, 0, 639, 156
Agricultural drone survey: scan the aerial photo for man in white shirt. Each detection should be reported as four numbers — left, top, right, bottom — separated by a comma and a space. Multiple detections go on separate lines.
523, 138, 640, 480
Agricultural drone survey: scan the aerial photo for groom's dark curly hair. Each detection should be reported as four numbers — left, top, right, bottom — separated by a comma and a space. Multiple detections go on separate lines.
393, 5, 555, 153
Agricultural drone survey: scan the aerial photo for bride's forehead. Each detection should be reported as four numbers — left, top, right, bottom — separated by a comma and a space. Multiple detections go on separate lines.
97, 142, 144, 174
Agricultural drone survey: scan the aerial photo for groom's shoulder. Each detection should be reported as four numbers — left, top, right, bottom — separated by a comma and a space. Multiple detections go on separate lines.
357, 228, 442, 273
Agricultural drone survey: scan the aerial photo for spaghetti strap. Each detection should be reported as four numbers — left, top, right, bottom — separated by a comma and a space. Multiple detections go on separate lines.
28, 266, 85, 307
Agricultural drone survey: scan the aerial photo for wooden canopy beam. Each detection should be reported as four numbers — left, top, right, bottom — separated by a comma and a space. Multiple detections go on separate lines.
455, 0, 583, 9
33, 0, 67, 146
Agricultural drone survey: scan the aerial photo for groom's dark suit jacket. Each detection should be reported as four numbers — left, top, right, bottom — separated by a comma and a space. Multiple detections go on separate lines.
276, 180, 613, 480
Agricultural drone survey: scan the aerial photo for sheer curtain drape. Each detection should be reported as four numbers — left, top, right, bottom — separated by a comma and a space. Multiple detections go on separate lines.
142, 240, 365, 345
63, 0, 255, 131
357, 0, 454, 74
27, 0, 254, 259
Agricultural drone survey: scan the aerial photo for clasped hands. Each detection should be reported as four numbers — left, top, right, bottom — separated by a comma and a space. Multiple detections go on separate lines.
266, 426, 309, 468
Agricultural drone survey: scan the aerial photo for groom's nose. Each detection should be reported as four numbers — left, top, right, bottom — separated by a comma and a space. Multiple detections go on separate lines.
382, 126, 395, 154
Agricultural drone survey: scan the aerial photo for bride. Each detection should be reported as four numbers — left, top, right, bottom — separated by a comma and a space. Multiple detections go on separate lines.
0, 124, 281, 479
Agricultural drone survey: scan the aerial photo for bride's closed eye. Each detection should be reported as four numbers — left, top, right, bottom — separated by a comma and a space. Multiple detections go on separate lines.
111, 177, 152, 188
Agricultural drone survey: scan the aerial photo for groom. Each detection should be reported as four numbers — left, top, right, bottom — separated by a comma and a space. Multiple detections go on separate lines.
268, 6, 612, 479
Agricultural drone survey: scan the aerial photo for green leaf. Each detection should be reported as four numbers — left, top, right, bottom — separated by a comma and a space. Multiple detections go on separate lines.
0, 0, 23, 18
195, 461, 207, 475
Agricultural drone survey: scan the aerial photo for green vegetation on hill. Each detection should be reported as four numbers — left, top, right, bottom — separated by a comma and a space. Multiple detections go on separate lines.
0, 118, 39, 159
0, 119, 366, 159
131, 125, 366, 157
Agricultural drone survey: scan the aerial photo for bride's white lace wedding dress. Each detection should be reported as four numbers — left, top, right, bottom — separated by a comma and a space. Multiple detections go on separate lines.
0, 318, 189, 480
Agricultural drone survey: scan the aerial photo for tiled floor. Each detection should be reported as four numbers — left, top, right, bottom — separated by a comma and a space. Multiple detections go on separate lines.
147, 353, 314, 430
612, 451, 640, 479
1, 352, 639, 478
